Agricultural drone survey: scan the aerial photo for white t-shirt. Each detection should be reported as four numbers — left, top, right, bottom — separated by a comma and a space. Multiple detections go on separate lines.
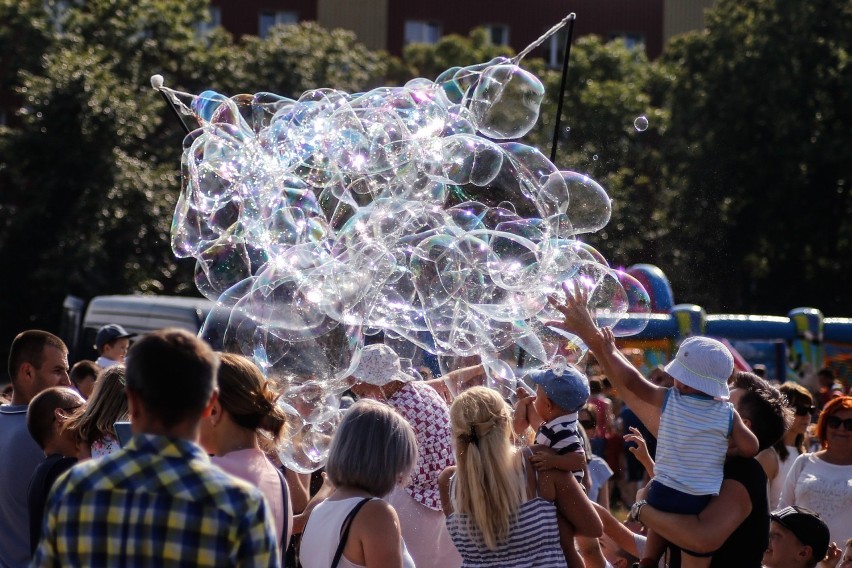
768, 445, 799, 509
779, 452, 852, 545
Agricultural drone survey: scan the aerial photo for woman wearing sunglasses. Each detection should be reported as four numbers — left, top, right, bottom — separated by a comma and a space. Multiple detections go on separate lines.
778, 395, 852, 548
758, 382, 815, 508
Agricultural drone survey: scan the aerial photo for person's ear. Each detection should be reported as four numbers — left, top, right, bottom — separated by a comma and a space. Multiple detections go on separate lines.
798, 544, 813, 563
201, 389, 219, 419
126, 388, 141, 422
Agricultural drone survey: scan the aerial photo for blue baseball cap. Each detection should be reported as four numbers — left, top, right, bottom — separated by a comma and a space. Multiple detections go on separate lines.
526, 366, 590, 413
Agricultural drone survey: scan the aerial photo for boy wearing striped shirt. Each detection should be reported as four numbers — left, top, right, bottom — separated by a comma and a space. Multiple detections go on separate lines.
514, 365, 592, 568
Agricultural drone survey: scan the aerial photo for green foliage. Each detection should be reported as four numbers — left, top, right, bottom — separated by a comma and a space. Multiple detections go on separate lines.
403, 27, 514, 80
0, 3, 387, 344
659, 0, 852, 312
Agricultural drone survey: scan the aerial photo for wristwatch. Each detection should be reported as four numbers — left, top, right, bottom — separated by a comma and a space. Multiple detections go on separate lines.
628, 499, 648, 523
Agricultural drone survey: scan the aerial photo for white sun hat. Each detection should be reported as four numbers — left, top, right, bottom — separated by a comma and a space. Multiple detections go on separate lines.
664, 336, 733, 399
352, 344, 417, 387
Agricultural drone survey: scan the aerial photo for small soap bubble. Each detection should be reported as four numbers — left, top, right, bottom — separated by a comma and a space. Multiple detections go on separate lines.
634, 115, 649, 131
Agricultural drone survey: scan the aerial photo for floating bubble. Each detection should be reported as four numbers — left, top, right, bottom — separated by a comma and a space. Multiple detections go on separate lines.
634, 115, 649, 131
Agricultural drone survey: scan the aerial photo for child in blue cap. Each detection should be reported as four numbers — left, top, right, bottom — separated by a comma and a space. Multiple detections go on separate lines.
514, 364, 592, 568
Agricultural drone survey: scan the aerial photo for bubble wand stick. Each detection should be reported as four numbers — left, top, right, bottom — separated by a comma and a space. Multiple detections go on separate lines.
548, 13, 576, 164
150, 74, 193, 135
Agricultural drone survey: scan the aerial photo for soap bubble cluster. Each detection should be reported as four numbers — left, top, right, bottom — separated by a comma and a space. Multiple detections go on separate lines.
168, 56, 650, 472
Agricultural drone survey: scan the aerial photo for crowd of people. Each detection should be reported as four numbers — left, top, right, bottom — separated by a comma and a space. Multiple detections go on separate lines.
0, 292, 849, 567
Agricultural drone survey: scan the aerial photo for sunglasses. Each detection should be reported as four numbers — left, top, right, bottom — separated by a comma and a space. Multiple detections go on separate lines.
794, 405, 816, 417
825, 415, 852, 431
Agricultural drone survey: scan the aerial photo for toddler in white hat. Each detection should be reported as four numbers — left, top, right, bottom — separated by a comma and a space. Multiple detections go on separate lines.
631, 335, 760, 568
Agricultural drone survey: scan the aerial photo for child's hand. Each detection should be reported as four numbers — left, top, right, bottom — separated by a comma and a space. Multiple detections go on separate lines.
624, 426, 655, 477
544, 281, 602, 347
530, 446, 586, 472
513, 389, 535, 435
530, 447, 560, 471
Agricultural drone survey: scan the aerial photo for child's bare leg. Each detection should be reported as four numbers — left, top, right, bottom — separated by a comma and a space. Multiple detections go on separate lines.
557, 514, 585, 568
681, 552, 712, 568
639, 528, 667, 566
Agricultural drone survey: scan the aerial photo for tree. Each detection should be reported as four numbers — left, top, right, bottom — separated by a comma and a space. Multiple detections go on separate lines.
658, 0, 852, 313
0, 4, 407, 352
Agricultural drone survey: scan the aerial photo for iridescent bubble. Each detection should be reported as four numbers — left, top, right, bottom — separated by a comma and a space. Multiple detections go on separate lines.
634, 115, 649, 131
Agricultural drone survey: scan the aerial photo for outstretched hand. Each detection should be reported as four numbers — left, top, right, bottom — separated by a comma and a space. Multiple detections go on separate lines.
545, 281, 602, 347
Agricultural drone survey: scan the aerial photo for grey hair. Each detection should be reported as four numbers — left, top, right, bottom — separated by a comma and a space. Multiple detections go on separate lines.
325, 399, 418, 496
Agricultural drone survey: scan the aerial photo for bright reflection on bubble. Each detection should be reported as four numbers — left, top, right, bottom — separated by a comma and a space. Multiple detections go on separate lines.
634, 116, 649, 131
170, 55, 649, 471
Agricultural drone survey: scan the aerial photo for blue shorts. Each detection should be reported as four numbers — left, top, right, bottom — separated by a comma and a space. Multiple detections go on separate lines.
646, 479, 712, 515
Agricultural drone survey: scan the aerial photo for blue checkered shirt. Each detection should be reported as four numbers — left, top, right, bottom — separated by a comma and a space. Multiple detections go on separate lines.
31, 433, 279, 567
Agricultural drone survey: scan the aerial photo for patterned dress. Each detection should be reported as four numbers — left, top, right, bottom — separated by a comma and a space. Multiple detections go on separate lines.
386, 381, 461, 568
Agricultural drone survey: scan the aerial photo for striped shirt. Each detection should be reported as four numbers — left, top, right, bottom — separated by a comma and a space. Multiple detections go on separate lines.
535, 414, 585, 481
654, 388, 734, 496
446, 498, 567, 567
32, 433, 279, 567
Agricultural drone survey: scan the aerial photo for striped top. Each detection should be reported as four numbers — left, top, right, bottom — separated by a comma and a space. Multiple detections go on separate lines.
654, 388, 734, 496
446, 497, 566, 567
535, 414, 585, 481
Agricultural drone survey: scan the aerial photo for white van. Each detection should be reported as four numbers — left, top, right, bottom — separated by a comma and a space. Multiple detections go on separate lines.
61, 294, 214, 362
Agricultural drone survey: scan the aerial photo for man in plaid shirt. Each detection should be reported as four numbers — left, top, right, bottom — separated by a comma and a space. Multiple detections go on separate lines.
32, 329, 279, 567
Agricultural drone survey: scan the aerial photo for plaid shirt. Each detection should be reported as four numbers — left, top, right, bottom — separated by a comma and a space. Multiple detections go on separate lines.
32, 433, 279, 568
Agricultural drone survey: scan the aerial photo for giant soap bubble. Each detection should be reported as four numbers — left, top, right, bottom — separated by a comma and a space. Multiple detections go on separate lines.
157, 15, 650, 471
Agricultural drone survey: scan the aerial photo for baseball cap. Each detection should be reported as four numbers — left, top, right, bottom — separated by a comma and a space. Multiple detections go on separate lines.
94, 324, 136, 351
664, 336, 733, 399
526, 365, 590, 413
771, 506, 830, 562
351, 344, 416, 387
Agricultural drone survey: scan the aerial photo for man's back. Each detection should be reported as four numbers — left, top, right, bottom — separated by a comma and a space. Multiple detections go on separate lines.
32, 433, 278, 567
0, 404, 45, 568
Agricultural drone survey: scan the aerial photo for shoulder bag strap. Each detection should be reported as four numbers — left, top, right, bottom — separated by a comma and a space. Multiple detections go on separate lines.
275, 467, 290, 565
330, 498, 371, 568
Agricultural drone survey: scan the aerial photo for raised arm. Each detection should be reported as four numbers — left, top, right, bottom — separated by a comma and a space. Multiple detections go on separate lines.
729, 409, 759, 458
548, 284, 665, 436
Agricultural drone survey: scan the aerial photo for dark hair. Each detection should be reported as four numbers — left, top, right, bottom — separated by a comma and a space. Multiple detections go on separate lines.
8, 330, 67, 384
774, 382, 814, 460
69, 360, 100, 388
26, 387, 84, 449
217, 353, 287, 444
731, 372, 792, 451
816, 368, 835, 382
125, 329, 218, 429
589, 378, 603, 395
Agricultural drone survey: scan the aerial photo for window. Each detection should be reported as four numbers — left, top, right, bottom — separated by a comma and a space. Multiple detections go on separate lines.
484, 24, 509, 46
546, 29, 568, 68
259, 11, 298, 38
607, 32, 646, 51
404, 20, 442, 45
195, 6, 221, 37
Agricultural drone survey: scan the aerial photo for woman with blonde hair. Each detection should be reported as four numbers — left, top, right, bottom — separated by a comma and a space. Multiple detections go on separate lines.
67, 365, 128, 458
199, 353, 293, 552
439, 386, 602, 567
